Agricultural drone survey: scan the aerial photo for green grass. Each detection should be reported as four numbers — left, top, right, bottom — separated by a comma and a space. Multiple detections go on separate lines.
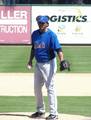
59, 96, 91, 116
0, 46, 32, 72
0, 45, 91, 73
0, 96, 91, 116
61, 46, 91, 73
0, 46, 91, 117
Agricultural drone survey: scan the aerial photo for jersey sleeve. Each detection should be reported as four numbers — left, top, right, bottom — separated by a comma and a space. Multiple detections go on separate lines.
50, 32, 62, 50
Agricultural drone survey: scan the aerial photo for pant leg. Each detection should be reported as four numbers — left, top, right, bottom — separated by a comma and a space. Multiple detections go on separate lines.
38, 58, 58, 115
46, 58, 58, 115
34, 63, 45, 113
46, 75, 58, 115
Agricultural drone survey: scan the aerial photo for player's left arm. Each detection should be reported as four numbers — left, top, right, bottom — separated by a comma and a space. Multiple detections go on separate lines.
56, 48, 70, 71
56, 48, 64, 62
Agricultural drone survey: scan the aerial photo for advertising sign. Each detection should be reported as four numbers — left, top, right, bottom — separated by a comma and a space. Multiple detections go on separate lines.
32, 6, 91, 44
0, 6, 31, 44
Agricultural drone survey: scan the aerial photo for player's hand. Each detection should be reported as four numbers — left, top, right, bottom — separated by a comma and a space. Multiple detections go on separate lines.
27, 60, 33, 70
27, 65, 32, 69
27, 64, 32, 70
60, 60, 70, 71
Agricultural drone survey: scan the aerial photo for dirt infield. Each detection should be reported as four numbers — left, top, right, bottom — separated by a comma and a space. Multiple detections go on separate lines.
0, 73, 91, 96
0, 112, 91, 120
0, 73, 91, 120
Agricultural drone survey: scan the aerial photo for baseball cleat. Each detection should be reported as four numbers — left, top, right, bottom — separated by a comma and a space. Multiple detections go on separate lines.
30, 112, 45, 118
46, 114, 58, 120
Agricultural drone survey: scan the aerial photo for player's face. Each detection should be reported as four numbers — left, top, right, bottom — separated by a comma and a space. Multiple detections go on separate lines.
37, 22, 49, 32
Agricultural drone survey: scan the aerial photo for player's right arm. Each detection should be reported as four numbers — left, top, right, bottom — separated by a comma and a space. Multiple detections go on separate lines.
27, 45, 34, 69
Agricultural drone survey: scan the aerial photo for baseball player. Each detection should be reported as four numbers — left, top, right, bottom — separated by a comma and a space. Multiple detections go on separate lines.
27, 15, 64, 120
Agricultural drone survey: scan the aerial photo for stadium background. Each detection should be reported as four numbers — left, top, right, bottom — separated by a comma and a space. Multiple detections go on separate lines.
0, 4, 91, 119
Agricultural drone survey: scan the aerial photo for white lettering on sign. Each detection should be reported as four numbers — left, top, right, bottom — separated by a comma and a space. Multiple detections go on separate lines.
0, 10, 27, 19
0, 25, 27, 33
0, 10, 28, 34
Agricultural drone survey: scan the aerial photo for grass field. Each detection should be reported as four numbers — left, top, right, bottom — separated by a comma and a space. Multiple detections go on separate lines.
0, 45, 91, 73
0, 45, 91, 117
0, 96, 91, 117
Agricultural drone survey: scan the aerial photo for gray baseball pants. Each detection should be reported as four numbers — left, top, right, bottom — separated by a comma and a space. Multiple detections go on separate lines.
34, 58, 58, 115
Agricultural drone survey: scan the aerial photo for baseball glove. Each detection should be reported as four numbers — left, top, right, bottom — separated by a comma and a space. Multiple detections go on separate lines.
60, 60, 70, 71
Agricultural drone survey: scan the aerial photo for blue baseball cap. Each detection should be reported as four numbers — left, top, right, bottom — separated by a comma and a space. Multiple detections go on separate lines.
36, 15, 49, 23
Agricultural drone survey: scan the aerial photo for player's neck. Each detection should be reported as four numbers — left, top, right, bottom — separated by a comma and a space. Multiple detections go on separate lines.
39, 28, 48, 33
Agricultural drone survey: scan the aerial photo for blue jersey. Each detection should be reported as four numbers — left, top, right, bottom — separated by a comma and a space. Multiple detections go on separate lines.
32, 29, 62, 63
